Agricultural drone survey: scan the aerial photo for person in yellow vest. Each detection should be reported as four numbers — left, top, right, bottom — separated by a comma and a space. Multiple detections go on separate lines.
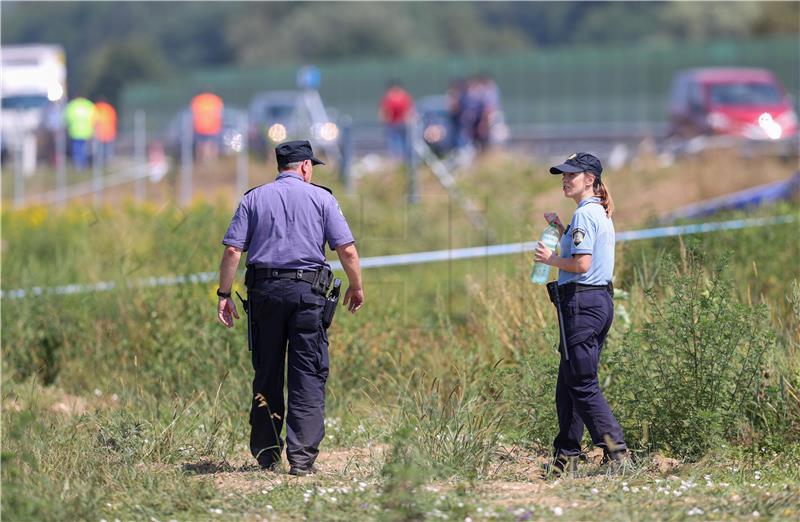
190, 91, 224, 162
94, 97, 117, 163
64, 96, 96, 170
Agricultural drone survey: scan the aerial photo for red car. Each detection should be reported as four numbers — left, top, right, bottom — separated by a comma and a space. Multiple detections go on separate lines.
668, 68, 797, 140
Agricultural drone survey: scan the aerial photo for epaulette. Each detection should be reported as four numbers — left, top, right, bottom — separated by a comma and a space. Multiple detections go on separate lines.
244, 183, 266, 196
311, 183, 333, 195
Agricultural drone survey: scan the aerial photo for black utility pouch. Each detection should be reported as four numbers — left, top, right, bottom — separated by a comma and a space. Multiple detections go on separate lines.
312, 267, 333, 295
322, 279, 342, 329
546, 281, 559, 305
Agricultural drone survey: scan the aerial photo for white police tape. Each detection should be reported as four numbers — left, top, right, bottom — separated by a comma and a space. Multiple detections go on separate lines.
2, 214, 795, 300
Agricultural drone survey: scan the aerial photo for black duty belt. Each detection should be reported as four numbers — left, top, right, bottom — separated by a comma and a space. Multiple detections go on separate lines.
251, 267, 318, 284
559, 282, 614, 297
246, 265, 333, 295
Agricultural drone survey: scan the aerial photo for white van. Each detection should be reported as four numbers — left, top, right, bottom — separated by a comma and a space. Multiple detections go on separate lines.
1, 44, 67, 172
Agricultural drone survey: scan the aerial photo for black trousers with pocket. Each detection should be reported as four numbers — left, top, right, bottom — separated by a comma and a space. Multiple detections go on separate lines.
553, 287, 626, 458
248, 277, 328, 469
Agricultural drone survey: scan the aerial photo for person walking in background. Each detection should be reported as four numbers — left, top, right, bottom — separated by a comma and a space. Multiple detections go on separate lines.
379, 80, 414, 159
216, 140, 364, 476
533, 152, 629, 475
64, 95, 95, 170
190, 91, 224, 163
446, 78, 466, 151
475, 73, 501, 152
93, 97, 117, 164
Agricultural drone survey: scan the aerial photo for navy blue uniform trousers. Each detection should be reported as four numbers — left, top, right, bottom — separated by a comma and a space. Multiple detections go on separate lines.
248, 278, 328, 469
554, 287, 626, 457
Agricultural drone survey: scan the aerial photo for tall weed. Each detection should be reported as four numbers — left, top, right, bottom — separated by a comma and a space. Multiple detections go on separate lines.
607, 248, 775, 459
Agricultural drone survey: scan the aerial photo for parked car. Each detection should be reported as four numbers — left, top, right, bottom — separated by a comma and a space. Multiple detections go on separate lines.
163, 107, 245, 158
417, 95, 455, 156
248, 90, 339, 160
668, 68, 797, 140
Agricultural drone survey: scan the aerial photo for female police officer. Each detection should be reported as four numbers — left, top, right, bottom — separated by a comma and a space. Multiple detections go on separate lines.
533, 152, 628, 474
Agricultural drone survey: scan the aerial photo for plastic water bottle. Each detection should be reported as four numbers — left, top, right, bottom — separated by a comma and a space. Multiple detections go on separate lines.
530, 223, 560, 284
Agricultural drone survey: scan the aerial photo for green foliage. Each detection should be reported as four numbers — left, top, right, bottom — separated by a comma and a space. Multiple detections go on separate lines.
608, 247, 776, 459
85, 36, 168, 105
3, 1, 797, 97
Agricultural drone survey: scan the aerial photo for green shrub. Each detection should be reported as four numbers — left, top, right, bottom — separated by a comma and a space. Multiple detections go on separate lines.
608, 248, 775, 459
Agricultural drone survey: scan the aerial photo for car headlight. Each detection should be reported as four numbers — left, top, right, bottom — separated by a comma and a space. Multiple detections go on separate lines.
423, 124, 446, 143
757, 113, 782, 140
267, 123, 287, 143
706, 112, 730, 130
311, 122, 338, 142
47, 83, 64, 102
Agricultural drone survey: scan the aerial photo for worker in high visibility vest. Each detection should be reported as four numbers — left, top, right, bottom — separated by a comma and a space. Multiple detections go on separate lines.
190, 91, 224, 162
64, 96, 96, 170
94, 98, 117, 164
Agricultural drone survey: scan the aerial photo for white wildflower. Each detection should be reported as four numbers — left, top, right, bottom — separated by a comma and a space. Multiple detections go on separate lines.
552, 506, 564, 516
687, 507, 704, 516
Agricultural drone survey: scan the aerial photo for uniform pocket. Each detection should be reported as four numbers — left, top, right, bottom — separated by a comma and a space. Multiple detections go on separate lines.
295, 291, 325, 332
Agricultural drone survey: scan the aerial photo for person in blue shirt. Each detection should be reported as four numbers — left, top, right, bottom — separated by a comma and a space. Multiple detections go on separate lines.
217, 140, 364, 475
533, 152, 628, 475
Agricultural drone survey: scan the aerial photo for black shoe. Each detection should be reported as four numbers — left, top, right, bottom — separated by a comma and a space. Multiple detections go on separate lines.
545, 455, 579, 478
603, 449, 633, 474
289, 465, 318, 476
259, 460, 280, 472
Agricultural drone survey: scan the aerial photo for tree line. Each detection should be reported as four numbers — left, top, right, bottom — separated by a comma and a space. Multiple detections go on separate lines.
2, 1, 797, 105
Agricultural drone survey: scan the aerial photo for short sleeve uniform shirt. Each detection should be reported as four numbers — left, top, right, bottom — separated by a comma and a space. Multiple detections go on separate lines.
557, 197, 615, 286
222, 171, 355, 270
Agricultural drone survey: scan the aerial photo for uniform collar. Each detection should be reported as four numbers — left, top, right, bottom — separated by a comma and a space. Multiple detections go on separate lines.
577, 196, 601, 208
276, 171, 303, 182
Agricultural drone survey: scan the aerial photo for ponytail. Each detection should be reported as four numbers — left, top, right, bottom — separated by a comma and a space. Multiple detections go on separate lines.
594, 177, 614, 218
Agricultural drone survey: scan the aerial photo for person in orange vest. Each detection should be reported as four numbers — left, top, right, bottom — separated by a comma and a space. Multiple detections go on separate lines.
190, 91, 224, 162
94, 97, 117, 163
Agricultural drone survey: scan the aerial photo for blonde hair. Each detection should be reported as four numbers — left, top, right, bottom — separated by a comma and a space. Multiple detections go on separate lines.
593, 177, 614, 217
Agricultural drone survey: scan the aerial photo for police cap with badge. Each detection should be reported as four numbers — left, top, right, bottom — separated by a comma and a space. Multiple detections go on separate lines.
549, 152, 603, 178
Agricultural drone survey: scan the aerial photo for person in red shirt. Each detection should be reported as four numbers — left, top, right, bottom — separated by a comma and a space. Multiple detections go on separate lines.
379, 80, 414, 159
94, 98, 117, 163
190, 91, 224, 162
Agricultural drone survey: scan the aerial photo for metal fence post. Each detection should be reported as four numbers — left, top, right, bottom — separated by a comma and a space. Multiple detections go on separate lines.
56, 124, 67, 207
339, 115, 353, 194
92, 138, 102, 205
13, 140, 24, 208
235, 112, 249, 198
179, 111, 193, 206
405, 121, 419, 204
134, 110, 146, 201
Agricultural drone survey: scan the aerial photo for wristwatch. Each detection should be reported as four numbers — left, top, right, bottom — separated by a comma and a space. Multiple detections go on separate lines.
216, 288, 231, 298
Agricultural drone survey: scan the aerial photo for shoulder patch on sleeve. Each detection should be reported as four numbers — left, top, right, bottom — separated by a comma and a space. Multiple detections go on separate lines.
243, 183, 265, 196
311, 183, 333, 195
572, 228, 586, 247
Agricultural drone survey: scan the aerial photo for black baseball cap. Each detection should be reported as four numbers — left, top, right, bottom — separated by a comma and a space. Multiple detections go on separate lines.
275, 140, 325, 167
549, 152, 603, 177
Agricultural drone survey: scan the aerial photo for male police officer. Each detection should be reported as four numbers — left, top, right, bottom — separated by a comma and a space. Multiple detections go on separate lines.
216, 140, 364, 475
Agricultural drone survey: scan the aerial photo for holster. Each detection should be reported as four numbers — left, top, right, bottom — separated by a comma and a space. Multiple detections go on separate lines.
311, 266, 334, 296
546, 281, 569, 361
236, 290, 253, 352
322, 279, 342, 329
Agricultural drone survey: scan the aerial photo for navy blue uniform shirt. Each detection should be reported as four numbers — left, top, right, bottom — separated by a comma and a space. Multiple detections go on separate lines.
222, 171, 355, 270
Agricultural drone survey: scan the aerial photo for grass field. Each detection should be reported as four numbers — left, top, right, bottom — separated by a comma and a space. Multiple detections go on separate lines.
2, 151, 799, 521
